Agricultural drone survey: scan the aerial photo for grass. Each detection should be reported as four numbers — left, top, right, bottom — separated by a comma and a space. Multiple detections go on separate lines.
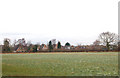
2, 52, 118, 76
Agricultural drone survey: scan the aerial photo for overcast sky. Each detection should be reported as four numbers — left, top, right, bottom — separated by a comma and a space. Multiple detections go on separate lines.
0, 0, 119, 45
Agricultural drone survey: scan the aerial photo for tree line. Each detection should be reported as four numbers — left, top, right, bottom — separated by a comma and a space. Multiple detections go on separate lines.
1, 31, 119, 53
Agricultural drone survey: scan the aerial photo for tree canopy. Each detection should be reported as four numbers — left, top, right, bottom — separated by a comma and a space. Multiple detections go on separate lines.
48, 41, 53, 52
2, 38, 11, 52
65, 42, 70, 46
99, 32, 118, 51
57, 41, 61, 49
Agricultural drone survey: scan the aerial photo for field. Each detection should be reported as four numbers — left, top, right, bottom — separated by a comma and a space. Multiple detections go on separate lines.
2, 52, 118, 76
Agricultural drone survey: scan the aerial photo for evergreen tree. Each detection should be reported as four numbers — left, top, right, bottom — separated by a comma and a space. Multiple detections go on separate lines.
57, 41, 61, 49
33, 45, 38, 52
65, 42, 70, 46
2, 38, 11, 52
48, 41, 53, 52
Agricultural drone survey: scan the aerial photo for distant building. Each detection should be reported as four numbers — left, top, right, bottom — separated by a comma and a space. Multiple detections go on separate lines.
42, 44, 48, 50
109, 45, 118, 51
65, 46, 71, 49
65, 42, 71, 49
71, 45, 75, 49
52, 44, 58, 49
75, 45, 86, 51
37, 45, 41, 51
15, 45, 27, 52
29, 45, 34, 52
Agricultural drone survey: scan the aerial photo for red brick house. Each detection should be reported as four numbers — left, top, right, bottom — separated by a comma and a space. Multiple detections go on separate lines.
15, 46, 27, 52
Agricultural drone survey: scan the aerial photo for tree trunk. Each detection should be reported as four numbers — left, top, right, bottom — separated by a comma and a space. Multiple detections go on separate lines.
106, 42, 110, 51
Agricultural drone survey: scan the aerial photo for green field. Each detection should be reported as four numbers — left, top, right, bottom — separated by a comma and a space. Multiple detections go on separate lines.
2, 52, 118, 76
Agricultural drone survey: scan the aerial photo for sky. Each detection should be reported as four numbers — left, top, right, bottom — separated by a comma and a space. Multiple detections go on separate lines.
0, 0, 119, 45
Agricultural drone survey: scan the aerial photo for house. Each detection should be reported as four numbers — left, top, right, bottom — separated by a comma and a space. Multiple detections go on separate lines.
15, 45, 27, 52
65, 46, 71, 49
53, 44, 58, 49
70, 45, 75, 49
109, 45, 118, 51
65, 42, 71, 49
55, 44, 58, 49
75, 45, 86, 50
61, 46, 64, 50
37, 45, 41, 51
29, 45, 34, 52
42, 44, 48, 50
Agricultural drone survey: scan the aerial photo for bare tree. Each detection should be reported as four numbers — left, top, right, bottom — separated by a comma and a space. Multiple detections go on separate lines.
26, 41, 32, 46
99, 32, 118, 51
93, 40, 101, 46
15, 38, 26, 46
51, 39, 56, 45
13, 38, 27, 52
51, 39, 56, 49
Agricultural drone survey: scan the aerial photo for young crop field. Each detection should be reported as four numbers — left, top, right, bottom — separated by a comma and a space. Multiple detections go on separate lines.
2, 52, 118, 76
